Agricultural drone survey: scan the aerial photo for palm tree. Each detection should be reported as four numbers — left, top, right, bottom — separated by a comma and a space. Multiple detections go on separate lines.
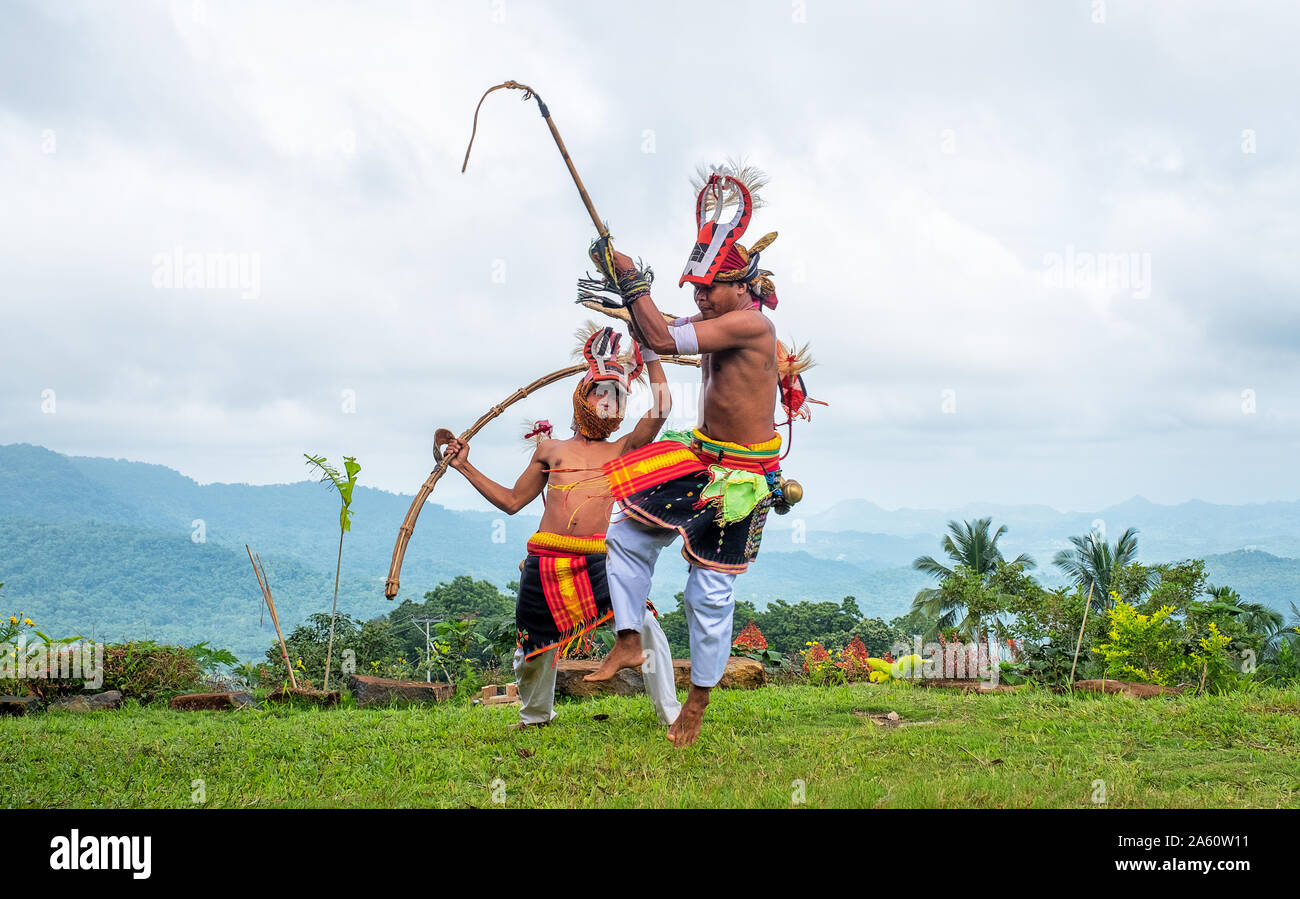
1206, 583, 1285, 642
911, 518, 1036, 638
1053, 526, 1140, 610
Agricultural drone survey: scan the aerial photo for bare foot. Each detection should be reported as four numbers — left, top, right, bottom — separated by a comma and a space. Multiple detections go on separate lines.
666, 686, 710, 748
583, 630, 645, 682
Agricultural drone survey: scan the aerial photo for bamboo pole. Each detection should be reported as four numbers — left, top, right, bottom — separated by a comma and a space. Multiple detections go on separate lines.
247, 545, 297, 689
462, 80, 608, 238
1069, 582, 1096, 685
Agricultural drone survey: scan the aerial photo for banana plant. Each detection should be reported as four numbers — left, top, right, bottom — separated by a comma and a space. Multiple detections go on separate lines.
304, 453, 360, 691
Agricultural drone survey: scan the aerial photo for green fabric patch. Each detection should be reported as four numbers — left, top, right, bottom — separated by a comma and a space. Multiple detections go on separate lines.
700, 465, 771, 523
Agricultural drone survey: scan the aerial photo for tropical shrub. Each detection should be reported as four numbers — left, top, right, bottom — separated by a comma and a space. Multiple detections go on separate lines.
1094, 599, 1235, 691
102, 641, 207, 702
800, 641, 844, 686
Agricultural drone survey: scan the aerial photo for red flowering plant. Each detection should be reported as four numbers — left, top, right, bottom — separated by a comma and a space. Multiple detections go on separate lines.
731, 621, 788, 672
732, 621, 768, 652
836, 635, 873, 682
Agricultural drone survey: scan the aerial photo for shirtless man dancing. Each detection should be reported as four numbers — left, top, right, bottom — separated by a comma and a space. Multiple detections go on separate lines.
583, 171, 789, 747
443, 326, 680, 729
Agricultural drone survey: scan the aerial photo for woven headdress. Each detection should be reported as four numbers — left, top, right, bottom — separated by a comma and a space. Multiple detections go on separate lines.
681, 161, 780, 309
570, 325, 644, 439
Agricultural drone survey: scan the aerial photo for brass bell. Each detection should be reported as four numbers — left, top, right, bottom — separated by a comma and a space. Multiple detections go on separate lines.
780, 477, 803, 505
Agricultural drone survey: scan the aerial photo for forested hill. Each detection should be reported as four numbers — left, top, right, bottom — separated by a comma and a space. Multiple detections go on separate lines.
2, 443, 1296, 661
0, 444, 911, 658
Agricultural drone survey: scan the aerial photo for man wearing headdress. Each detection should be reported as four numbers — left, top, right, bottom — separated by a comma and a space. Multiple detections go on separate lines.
442, 327, 681, 729
581, 166, 806, 748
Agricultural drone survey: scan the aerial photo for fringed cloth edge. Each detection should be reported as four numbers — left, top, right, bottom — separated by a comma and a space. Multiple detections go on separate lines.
518, 531, 613, 661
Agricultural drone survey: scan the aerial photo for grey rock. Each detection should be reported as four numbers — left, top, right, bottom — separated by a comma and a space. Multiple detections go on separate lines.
49, 690, 124, 712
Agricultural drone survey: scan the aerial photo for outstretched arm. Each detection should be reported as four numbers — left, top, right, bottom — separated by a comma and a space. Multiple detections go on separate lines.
620, 355, 673, 452
444, 438, 547, 515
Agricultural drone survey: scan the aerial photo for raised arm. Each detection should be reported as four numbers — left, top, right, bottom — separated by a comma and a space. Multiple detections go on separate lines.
620, 354, 673, 452
611, 249, 694, 356
444, 437, 547, 515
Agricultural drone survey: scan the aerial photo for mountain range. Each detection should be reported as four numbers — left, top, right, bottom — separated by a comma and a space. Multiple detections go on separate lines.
2, 442, 1296, 661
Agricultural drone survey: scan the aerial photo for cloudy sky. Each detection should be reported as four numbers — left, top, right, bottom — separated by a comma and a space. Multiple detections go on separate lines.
2, 0, 1297, 516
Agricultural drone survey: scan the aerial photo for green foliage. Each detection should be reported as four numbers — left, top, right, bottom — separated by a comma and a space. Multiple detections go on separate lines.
734, 646, 790, 672
1053, 526, 1142, 605
184, 641, 240, 677
660, 595, 889, 662
304, 453, 361, 533
1094, 599, 1236, 691
102, 641, 207, 702
387, 576, 516, 671
911, 517, 1036, 637
890, 608, 938, 642
1267, 633, 1300, 683
1139, 559, 1208, 615
2, 600, 32, 646
266, 576, 519, 690
271, 612, 395, 687
0, 620, 91, 699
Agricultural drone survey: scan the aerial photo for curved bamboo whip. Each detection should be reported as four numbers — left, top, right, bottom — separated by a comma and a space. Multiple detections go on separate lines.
384, 353, 699, 600
462, 80, 608, 239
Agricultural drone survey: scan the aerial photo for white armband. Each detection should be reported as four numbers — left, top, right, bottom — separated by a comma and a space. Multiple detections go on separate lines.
672, 315, 691, 326
639, 345, 660, 362
667, 321, 699, 355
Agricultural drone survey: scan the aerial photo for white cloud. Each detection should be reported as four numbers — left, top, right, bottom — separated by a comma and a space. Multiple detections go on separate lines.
1, 0, 1297, 513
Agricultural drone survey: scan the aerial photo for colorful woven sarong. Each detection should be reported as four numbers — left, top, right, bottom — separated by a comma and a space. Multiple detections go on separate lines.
515, 532, 615, 660
603, 428, 783, 573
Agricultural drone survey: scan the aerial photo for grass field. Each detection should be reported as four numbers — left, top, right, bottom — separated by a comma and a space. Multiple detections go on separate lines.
4, 682, 1299, 809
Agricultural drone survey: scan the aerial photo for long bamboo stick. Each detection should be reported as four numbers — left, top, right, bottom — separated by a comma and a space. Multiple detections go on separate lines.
462, 80, 607, 238
247, 544, 297, 689
1069, 582, 1096, 684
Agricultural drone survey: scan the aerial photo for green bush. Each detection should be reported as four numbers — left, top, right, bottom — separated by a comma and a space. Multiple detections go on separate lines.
102, 641, 207, 702
1095, 599, 1236, 691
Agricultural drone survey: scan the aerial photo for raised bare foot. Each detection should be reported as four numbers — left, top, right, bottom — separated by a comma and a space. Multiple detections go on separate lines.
666, 686, 710, 748
583, 630, 646, 682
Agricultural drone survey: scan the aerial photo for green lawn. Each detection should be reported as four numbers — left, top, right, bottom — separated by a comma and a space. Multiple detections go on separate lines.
4, 683, 1299, 808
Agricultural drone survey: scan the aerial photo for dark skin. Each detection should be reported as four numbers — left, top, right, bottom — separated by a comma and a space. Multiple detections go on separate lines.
443, 362, 672, 537
583, 248, 778, 747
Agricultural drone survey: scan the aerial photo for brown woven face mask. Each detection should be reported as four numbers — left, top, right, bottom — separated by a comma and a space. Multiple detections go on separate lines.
572, 381, 622, 439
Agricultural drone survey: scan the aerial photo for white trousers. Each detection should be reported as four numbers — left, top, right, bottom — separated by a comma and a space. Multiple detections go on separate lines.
512, 609, 681, 725
606, 515, 738, 689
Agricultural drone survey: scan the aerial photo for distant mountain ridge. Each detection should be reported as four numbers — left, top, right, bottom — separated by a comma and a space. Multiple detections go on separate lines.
766, 494, 1300, 565
2, 443, 1297, 660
